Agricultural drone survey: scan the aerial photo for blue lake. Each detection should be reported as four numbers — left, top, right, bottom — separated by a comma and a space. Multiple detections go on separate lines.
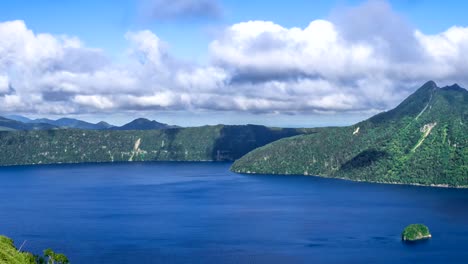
0, 162, 467, 263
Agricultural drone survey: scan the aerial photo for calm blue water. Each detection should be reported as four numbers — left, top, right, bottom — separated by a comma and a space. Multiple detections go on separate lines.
0, 162, 467, 264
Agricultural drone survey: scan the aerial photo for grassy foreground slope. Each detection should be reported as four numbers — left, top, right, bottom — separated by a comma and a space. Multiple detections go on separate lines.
232, 81, 468, 187
0, 125, 308, 166
0, 236, 35, 264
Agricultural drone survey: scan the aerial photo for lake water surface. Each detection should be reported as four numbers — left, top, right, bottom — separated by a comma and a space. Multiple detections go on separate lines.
0, 162, 467, 263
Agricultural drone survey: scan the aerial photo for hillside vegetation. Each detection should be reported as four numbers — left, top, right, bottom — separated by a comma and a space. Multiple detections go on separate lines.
0, 236, 68, 264
402, 224, 431, 241
0, 125, 308, 166
0, 236, 35, 264
232, 81, 468, 187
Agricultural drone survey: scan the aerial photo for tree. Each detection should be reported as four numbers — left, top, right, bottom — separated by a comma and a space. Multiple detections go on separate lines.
34, 255, 46, 264
54, 254, 69, 264
43, 249, 56, 264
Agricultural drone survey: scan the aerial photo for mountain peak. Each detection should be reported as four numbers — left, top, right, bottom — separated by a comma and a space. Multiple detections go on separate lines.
441, 83, 466, 92
113, 118, 173, 130
368, 81, 437, 124
96, 121, 114, 128
422, 80, 438, 89
414, 80, 438, 94
132, 118, 152, 122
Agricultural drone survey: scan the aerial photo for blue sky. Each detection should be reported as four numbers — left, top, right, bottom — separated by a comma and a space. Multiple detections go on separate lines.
0, 0, 467, 126
1, 0, 466, 61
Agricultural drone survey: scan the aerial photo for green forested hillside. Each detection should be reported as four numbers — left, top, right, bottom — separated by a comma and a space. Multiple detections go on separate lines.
0, 125, 308, 166
232, 81, 468, 187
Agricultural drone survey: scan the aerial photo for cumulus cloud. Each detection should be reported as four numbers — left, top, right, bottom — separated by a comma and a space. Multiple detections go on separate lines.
1, 0, 468, 118
209, 1, 468, 111
332, 0, 422, 62
140, 0, 222, 21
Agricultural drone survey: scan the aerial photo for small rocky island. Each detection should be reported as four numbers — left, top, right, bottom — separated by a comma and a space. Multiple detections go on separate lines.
402, 224, 432, 242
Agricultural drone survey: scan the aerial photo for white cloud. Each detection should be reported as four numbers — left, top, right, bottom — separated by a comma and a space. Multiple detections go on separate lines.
73, 95, 115, 110
210, 19, 378, 81
209, 2, 468, 112
125, 30, 168, 71
0, 1, 468, 119
0, 75, 9, 93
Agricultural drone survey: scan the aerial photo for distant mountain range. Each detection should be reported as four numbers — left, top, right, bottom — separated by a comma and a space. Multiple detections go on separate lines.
1, 116, 174, 131
0, 116, 57, 131
31, 118, 114, 130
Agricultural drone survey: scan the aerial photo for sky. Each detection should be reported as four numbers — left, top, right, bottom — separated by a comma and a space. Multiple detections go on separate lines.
0, 0, 467, 126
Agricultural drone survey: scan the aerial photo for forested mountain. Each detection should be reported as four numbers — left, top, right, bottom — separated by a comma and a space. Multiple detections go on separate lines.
1, 116, 172, 131
1, 116, 113, 130
0, 117, 58, 131
0, 125, 309, 166
111, 118, 175, 130
5, 115, 33, 123
232, 81, 468, 187
31, 118, 114, 130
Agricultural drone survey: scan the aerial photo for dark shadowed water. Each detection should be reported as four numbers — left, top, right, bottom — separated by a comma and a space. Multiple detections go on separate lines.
0, 162, 467, 263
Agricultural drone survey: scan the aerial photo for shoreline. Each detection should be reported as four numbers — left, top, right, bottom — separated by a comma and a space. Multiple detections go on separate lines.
0, 159, 230, 169
233, 169, 468, 189
0, 160, 465, 189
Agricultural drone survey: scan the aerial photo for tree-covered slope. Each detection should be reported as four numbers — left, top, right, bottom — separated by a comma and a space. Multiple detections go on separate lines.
0, 125, 308, 166
232, 81, 468, 187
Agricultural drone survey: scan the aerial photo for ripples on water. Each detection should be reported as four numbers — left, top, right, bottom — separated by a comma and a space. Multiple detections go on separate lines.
0, 162, 467, 263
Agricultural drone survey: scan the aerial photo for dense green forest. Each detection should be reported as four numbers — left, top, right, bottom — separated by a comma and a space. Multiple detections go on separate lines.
232, 81, 468, 187
402, 224, 431, 241
0, 125, 308, 166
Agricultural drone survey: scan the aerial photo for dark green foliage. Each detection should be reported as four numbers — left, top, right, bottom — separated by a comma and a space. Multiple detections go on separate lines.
402, 224, 431, 241
212, 125, 306, 161
54, 254, 68, 264
33, 255, 46, 264
341, 149, 389, 170
43, 249, 68, 264
232, 82, 468, 187
0, 125, 308, 166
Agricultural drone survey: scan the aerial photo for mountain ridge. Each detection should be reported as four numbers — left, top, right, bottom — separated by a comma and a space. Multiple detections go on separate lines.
0, 116, 177, 131
30, 117, 114, 130
0, 124, 310, 166
0, 116, 58, 131
231, 81, 468, 187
